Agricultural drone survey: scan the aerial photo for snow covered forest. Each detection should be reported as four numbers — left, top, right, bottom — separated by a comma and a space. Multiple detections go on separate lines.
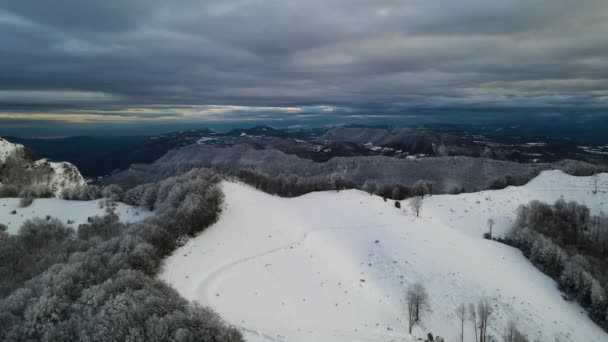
503, 198, 608, 329
0, 169, 242, 341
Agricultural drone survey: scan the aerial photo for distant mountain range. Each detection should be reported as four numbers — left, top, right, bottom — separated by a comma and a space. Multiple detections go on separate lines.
5, 125, 608, 181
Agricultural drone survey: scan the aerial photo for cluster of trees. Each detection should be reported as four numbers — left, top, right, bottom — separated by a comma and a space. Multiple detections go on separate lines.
487, 170, 541, 190
0, 168, 242, 341
364, 179, 433, 200
455, 299, 531, 342
501, 199, 608, 330
0, 155, 56, 198
60, 184, 103, 200
406, 282, 528, 342
233, 168, 437, 202
362, 179, 434, 202
233, 169, 355, 196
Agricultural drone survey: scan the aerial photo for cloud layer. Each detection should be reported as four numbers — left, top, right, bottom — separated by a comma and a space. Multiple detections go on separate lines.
1, 0, 607, 123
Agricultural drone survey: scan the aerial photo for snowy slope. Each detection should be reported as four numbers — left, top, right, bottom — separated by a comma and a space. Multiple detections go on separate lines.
32, 159, 87, 196
423, 170, 608, 238
160, 171, 608, 342
0, 198, 153, 235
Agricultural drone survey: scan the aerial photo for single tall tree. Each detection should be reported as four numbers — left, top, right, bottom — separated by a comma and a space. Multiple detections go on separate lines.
410, 196, 423, 218
455, 303, 467, 342
487, 218, 495, 239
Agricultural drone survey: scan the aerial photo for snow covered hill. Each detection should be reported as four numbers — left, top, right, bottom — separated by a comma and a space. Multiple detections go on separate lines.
0, 137, 86, 196
0, 197, 153, 235
0, 137, 24, 162
160, 171, 608, 342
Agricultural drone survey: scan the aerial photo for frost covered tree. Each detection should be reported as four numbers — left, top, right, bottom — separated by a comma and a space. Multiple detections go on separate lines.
405, 282, 430, 333
410, 196, 423, 217
455, 302, 467, 342
363, 180, 378, 196
592, 173, 599, 194
477, 299, 494, 342
102, 184, 124, 203
502, 319, 529, 342
0, 168, 243, 342
469, 303, 479, 342
413, 180, 431, 198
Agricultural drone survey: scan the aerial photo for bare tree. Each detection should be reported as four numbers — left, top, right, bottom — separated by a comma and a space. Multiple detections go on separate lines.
502, 319, 516, 342
469, 303, 479, 342
502, 319, 529, 342
487, 218, 495, 239
410, 196, 423, 217
405, 282, 430, 333
477, 299, 494, 342
455, 303, 467, 342
363, 180, 378, 196
413, 180, 430, 198
592, 173, 599, 194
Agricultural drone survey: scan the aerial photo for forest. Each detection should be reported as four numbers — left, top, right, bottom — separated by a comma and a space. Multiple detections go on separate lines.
500, 199, 608, 330
0, 168, 242, 341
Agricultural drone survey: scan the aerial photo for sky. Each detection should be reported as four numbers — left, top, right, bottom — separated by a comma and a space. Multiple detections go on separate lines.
0, 0, 607, 134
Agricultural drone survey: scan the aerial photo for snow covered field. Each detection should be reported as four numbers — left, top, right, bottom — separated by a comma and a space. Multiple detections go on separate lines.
0, 198, 153, 235
160, 171, 608, 342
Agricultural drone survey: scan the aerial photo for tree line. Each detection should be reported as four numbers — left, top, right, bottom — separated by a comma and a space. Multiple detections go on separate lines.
498, 199, 608, 331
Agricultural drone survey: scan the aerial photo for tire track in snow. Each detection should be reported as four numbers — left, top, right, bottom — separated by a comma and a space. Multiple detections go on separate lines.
196, 224, 378, 303
194, 223, 390, 341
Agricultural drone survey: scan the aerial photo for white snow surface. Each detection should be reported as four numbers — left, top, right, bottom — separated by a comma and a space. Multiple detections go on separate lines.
0, 198, 153, 235
160, 170, 608, 342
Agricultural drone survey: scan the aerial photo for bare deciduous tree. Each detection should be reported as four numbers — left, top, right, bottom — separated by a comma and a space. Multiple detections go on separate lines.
405, 282, 430, 334
413, 180, 431, 198
502, 319, 529, 342
469, 303, 479, 342
410, 196, 423, 218
477, 299, 494, 342
487, 218, 495, 239
455, 303, 467, 342
592, 173, 599, 194
363, 180, 378, 196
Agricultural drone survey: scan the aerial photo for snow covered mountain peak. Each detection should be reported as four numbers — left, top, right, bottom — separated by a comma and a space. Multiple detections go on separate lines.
0, 137, 25, 163
0, 136, 86, 197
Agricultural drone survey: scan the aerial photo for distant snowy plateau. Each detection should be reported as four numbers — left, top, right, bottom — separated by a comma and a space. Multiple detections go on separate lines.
160, 171, 608, 342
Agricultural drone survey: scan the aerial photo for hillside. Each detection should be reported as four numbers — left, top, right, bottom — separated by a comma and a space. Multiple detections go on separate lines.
105, 143, 599, 193
0, 137, 86, 197
160, 171, 608, 342
319, 127, 479, 156
0, 137, 25, 162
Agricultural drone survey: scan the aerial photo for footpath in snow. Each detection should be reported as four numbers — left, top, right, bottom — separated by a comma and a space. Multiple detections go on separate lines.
160, 170, 608, 342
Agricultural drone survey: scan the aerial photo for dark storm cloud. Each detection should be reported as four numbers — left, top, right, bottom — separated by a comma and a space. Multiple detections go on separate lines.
0, 0, 607, 123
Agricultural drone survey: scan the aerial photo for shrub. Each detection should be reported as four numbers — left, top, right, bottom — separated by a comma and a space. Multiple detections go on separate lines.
19, 197, 34, 208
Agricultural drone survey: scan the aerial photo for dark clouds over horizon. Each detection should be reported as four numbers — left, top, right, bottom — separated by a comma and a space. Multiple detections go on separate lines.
0, 0, 607, 125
